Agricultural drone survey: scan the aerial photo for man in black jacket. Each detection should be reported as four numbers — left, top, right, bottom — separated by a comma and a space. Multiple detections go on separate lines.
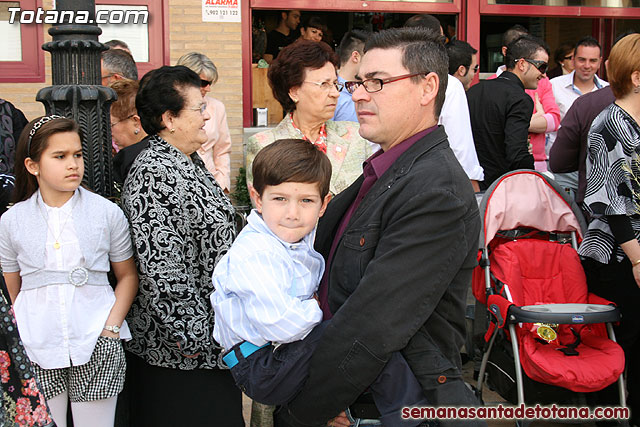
467, 35, 548, 189
282, 27, 483, 427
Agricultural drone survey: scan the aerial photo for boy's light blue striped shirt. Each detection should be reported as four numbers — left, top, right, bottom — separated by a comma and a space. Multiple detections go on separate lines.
211, 209, 324, 350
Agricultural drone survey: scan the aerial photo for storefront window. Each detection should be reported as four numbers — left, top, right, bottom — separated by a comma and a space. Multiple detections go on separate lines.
0, 0, 44, 82
487, 0, 638, 7
478, 15, 595, 74
366, 0, 454, 3
96, 4, 150, 62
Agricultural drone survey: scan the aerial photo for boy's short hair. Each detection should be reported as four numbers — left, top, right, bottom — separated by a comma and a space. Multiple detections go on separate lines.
252, 139, 332, 198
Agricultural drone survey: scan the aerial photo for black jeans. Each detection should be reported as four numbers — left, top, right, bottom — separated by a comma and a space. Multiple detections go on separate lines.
583, 256, 640, 424
230, 322, 429, 427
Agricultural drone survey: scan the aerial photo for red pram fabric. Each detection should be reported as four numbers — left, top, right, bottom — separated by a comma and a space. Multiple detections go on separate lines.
488, 239, 625, 392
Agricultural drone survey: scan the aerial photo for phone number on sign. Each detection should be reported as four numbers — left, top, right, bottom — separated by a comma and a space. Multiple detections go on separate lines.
204, 9, 239, 16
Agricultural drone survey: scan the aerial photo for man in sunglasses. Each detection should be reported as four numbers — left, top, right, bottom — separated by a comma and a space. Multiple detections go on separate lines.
490, 25, 561, 175
282, 26, 484, 427
468, 34, 548, 190
446, 40, 478, 91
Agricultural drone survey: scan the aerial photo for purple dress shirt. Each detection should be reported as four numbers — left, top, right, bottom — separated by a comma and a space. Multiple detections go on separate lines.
318, 126, 437, 319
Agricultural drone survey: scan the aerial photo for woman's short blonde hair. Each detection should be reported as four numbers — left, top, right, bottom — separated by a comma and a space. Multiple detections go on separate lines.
109, 78, 139, 119
176, 52, 218, 84
608, 33, 640, 99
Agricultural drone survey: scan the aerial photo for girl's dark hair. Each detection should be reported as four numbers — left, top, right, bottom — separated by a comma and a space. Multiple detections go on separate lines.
13, 117, 80, 203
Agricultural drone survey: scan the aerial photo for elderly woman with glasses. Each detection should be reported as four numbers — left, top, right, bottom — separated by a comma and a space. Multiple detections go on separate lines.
579, 33, 640, 425
108, 79, 152, 186
176, 52, 232, 193
109, 79, 147, 155
120, 65, 242, 426
246, 40, 373, 196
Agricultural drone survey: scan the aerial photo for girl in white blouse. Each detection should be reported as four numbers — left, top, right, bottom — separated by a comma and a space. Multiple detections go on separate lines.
0, 116, 138, 427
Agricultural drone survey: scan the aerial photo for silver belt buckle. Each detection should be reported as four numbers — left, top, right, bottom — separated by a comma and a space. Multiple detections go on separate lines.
68, 267, 89, 287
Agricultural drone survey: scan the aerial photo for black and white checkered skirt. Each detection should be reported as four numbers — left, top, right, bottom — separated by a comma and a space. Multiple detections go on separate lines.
33, 336, 126, 402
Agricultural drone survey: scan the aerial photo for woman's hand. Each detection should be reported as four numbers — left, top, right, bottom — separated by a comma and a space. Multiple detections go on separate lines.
534, 92, 545, 115
528, 93, 548, 133
632, 263, 640, 288
620, 240, 640, 288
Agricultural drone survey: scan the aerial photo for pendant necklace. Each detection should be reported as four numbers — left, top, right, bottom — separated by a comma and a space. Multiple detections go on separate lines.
38, 193, 76, 250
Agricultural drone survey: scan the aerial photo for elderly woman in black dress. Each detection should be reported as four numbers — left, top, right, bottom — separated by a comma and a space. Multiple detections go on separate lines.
121, 65, 242, 426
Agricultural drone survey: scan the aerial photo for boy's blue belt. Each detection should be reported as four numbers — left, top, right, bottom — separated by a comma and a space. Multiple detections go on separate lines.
222, 341, 270, 369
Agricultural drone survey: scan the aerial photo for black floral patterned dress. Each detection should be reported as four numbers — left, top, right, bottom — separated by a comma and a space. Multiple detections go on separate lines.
120, 134, 243, 426
0, 280, 55, 427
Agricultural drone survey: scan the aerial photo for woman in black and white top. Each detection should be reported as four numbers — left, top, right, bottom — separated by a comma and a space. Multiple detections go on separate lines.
121, 65, 242, 426
579, 33, 640, 424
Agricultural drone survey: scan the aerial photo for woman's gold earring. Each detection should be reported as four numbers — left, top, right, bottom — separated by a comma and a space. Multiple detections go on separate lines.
170, 128, 176, 133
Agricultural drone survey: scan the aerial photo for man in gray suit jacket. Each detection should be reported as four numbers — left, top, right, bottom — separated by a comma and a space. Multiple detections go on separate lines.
282, 27, 483, 427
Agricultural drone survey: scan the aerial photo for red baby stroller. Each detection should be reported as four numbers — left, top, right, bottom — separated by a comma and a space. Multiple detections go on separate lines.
472, 170, 627, 424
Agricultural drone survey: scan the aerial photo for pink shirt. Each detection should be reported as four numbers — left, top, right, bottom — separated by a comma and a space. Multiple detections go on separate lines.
198, 96, 232, 192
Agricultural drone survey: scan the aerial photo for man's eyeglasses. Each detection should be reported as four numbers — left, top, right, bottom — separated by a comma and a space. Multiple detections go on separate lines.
522, 58, 548, 75
344, 72, 429, 94
303, 81, 344, 92
185, 103, 207, 114
111, 114, 134, 128
469, 64, 479, 73
102, 73, 121, 82
200, 79, 213, 88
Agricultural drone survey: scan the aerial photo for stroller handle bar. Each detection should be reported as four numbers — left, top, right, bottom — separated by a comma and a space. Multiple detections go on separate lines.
508, 304, 621, 325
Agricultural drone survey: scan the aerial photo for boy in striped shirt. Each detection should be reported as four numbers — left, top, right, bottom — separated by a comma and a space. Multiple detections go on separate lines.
211, 138, 428, 426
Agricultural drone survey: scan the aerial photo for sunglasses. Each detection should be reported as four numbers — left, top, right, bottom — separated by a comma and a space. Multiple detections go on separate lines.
200, 79, 213, 88
522, 58, 548, 75
563, 55, 573, 61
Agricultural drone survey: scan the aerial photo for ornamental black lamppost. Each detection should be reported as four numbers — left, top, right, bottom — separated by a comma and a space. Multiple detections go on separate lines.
36, 0, 115, 198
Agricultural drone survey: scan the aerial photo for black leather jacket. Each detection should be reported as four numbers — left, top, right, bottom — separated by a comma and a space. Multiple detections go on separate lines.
286, 126, 482, 425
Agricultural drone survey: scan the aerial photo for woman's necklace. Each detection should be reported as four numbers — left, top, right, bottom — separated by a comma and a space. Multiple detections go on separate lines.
38, 193, 76, 250
289, 112, 328, 153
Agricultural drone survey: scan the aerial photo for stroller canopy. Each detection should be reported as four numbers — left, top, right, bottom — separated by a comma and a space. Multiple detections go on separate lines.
479, 170, 587, 249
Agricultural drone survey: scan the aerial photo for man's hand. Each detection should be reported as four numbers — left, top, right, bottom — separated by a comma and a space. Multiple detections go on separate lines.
326, 411, 350, 427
